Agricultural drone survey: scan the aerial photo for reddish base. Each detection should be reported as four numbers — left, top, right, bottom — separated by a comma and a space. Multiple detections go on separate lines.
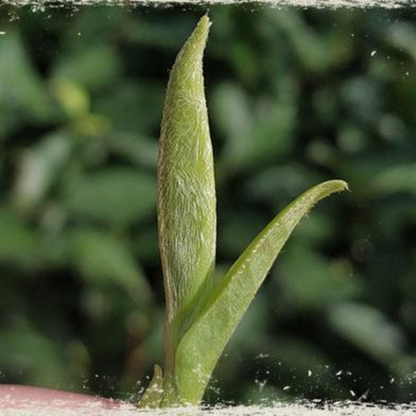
0, 384, 133, 410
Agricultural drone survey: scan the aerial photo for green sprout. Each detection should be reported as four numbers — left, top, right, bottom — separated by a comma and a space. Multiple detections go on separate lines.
138, 15, 348, 408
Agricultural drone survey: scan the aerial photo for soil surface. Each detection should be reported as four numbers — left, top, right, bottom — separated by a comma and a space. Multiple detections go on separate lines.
1, 386, 415, 415
4, 0, 411, 8
1, 403, 415, 415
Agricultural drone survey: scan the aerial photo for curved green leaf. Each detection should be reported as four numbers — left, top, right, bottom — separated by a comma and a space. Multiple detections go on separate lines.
174, 180, 348, 404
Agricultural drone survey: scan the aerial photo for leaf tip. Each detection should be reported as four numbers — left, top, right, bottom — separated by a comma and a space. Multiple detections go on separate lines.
200, 14, 212, 30
332, 179, 350, 193
191, 15, 211, 49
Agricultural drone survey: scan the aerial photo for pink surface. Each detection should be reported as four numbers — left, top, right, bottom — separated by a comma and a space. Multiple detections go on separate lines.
0, 385, 131, 410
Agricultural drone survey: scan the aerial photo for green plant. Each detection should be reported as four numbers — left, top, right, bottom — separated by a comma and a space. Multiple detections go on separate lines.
137, 15, 348, 408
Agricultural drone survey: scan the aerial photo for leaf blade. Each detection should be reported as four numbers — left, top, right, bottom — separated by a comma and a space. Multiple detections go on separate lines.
174, 179, 348, 404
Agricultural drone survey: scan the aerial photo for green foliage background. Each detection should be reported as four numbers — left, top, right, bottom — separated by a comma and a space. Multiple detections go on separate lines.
0, 3, 415, 405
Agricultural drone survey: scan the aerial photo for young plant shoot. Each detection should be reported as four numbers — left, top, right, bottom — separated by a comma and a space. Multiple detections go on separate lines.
139, 15, 348, 408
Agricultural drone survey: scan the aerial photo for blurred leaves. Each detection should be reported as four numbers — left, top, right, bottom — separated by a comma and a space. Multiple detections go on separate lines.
52, 80, 90, 119
388, 22, 416, 61
63, 168, 156, 227
0, 209, 40, 268
0, 317, 87, 389
371, 165, 416, 196
13, 132, 72, 212
70, 229, 150, 300
0, 32, 56, 138
52, 44, 122, 92
278, 244, 360, 309
213, 83, 295, 175
328, 302, 407, 364
95, 82, 164, 135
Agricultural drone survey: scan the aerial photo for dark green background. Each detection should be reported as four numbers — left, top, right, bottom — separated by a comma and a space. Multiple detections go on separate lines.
0, 3, 415, 406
